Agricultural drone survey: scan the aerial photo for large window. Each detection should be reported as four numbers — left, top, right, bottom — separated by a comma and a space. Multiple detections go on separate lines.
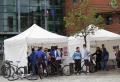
105, 14, 112, 25
0, 0, 65, 35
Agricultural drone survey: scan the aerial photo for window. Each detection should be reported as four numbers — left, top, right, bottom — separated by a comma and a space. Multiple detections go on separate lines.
50, 0, 61, 5
5, 0, 16, 6
118, 14, 120, 24
105, 14, 112, 25
72, 0, 79, 5
8, 16, 13, 31
4, 6, 16, 12
0, 1, 4, 6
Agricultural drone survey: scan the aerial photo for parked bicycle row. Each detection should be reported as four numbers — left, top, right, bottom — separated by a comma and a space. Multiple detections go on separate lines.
0, 59, 71, 81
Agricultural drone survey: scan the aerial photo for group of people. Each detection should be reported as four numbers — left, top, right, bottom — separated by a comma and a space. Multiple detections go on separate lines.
72, 44, 119, 74
72, 43, 120, 74
93, 44, 120, 71
28, 46, 63, 75
28, 44, 120, 75
72, 44, 90, 73
92, 44, 109, 71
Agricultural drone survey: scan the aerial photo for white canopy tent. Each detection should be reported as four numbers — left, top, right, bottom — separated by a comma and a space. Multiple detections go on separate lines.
68, 28, 120, 59
89, 29, 120, 41
4, 24, 68, 66
89, 29, 120, 59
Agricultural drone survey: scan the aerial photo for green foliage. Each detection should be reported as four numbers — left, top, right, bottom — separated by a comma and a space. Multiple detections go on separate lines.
95, 15, 105, 28
64, 0, 104, 36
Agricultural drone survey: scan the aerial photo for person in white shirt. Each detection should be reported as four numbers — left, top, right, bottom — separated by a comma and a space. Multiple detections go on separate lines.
81, 44, 90, 73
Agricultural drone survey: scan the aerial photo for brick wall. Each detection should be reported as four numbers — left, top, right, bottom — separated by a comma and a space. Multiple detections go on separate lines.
65, 0, 120, 34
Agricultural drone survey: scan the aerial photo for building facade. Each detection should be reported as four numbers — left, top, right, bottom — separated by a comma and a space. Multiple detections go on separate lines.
65, 0, 120, 34
0, 0, 65, 42
0, 0, 65, 60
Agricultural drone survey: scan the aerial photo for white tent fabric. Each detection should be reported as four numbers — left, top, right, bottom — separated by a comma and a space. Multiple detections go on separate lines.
68, 28, 120, 59
89, 29, 120, 41
4, 24, 68, 66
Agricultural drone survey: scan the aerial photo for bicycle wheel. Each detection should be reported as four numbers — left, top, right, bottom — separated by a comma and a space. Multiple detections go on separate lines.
45, 65, 51, 76
38, 65, 44, 79
1, 65, 11, 78
17, 67, 25, 79
7, 66, 18, 81
62, 65, 71, 76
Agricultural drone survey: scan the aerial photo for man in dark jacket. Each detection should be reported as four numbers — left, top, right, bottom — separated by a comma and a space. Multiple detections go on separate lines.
101, 44, 109, 71
30, 48, 37, 75
92, 47, 102, 71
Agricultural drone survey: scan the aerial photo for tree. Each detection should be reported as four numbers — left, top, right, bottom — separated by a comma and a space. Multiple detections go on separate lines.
64, 0, 104, 46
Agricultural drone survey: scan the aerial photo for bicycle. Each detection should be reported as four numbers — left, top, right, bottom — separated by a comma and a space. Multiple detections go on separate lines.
7, 61, 27, 81
1, 60, 13, 78
69, 55, 95, 75
37, 58, 48, 79
7, 61, 38, 81
69, 59, 87, 75
46, 59, 71, 76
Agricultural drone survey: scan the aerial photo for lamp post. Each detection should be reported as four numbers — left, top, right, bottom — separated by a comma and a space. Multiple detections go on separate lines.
44, 0, 48, 30
17, 0, 21, 33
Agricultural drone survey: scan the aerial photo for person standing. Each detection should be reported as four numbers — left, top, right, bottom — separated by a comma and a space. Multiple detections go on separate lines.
29, 48, 37, 75
114, 46, 120, 69
36, 47, 46, 73
72, 47, 82, 73
81, 44, 90, 73
101, 44, 109, 71
92, 47, 102, 71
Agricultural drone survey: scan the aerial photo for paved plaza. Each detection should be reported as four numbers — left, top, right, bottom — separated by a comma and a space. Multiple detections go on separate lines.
0, 70, 120, 82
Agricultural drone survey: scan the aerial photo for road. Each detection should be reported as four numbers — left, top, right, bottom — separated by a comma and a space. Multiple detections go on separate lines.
1, 70, 120, 82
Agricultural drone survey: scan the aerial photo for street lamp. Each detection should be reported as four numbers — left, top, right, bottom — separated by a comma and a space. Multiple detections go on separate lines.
44, 0, 48, 30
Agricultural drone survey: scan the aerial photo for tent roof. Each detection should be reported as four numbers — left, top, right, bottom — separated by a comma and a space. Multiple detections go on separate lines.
69, 29, 120, 41
4, 24, 68, 44
89, 29, 120, 41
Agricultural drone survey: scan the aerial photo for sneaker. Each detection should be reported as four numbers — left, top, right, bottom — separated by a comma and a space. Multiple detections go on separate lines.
44, 70, 47, 73
87, 70, 89, 73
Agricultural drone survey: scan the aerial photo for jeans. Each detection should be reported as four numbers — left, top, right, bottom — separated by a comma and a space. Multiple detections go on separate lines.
31, 63, 37, 75
74, 59, 81, 72
96, 61, 101, 70
101, 60, 108, 70
116, 60, 120, 68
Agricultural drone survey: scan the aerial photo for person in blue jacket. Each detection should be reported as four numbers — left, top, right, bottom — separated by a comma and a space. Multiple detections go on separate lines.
72, 47, 82, 73
35, 47, 46, 73
29, 48, 37, 75
101, 44, 109, 71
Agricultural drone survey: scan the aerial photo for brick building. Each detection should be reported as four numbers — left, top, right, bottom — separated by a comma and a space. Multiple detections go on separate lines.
65, 0, 120, 34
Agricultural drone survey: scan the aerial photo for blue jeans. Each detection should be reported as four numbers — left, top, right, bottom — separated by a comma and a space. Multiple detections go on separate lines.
101, 60, 108, 70
31, 63, 37, 75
